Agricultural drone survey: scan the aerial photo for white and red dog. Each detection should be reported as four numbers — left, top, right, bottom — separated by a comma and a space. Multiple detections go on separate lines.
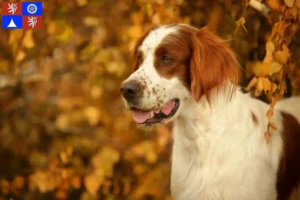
121, 24, 300, 200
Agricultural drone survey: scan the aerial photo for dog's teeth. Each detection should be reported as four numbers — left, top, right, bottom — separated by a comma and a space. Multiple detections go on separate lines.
154, 109, 160, 114
149, 111, 154, 119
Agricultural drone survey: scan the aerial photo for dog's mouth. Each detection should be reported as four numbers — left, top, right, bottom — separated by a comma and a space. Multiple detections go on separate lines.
131, 99, 180, 126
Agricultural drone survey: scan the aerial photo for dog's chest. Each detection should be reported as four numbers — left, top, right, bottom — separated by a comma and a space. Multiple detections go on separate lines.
170, 119, 278, 200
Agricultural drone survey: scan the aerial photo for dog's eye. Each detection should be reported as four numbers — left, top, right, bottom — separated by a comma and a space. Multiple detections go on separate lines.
162, 56, 174, 65
137, 54, 143, 62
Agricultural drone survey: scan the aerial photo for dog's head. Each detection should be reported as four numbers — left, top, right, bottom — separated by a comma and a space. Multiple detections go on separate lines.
121, 24, 239, 128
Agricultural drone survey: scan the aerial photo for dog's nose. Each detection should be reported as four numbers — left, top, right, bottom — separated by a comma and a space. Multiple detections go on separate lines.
121, 80, 142, 100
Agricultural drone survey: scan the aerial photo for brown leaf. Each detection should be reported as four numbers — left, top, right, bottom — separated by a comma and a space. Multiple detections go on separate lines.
264, 131, 270, 142
284, 0, 295, 7
275, 21, 288, 37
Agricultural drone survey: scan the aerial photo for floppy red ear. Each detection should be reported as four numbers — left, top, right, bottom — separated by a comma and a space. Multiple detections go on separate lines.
190, 27, 239, 102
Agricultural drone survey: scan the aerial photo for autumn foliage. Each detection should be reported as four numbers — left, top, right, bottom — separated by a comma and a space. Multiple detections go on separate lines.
0, 0, 299, 199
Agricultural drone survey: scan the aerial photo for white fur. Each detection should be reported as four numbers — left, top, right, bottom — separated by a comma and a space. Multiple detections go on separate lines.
123, 25, 300, 200
171, 87, 284, 200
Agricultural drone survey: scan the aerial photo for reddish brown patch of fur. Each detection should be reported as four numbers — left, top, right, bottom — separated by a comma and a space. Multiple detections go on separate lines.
277, 112, 300, 200
153, 32, 191, 88
251, 112, 259, 126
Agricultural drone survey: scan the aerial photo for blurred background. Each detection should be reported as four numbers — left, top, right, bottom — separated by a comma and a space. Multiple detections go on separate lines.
0, 0, 299, 199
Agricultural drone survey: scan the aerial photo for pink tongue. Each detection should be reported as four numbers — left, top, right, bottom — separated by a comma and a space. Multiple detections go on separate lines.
133, 110, 151, 123
132, 100, 175, 123
161, 100, 175, 115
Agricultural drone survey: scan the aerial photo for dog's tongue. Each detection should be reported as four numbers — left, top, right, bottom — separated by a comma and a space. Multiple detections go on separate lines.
132, 100, 175, 123
133, 110, 151, 123
161, 100, 175, 115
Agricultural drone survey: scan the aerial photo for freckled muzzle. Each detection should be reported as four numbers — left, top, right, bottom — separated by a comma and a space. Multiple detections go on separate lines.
121, 79, 181, 126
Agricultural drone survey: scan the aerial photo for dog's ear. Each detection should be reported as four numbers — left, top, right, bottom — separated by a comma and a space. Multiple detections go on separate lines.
190, 27, 239, 102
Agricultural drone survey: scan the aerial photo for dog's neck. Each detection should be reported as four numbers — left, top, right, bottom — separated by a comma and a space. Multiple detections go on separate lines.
173, 83, 240, 164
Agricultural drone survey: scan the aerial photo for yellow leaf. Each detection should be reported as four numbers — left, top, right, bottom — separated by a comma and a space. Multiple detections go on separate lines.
269, 62, 282, 76
235, 17, 247, 34
261, 62, 271, 76
22, 30, 35, 49
90, 86, 103, 100
91, 147, 120, 177
57, 25, 73, 42
16, 51, 25, 62
83, 16, 100, 27
84, 174, 103, 197
284, 0, 295, 7
266, 42, 275, 55
83, 106, 101, 126
76, 0, 88, 6
55, 114, 70, 130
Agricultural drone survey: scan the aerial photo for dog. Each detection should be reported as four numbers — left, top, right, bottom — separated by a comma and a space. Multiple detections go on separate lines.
120, 24, 300, 200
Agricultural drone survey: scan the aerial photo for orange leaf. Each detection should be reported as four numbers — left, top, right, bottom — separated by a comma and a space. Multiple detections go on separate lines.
244, 77, 258, 92
296, 0, 300, 8
266, 108, 274, 120
271, 96, 277, 108
267, 0, 282, 10
284, 0, 295, 7
274, 46, 290, 65
269, 62, 283, 76
262, 78, 272, 93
